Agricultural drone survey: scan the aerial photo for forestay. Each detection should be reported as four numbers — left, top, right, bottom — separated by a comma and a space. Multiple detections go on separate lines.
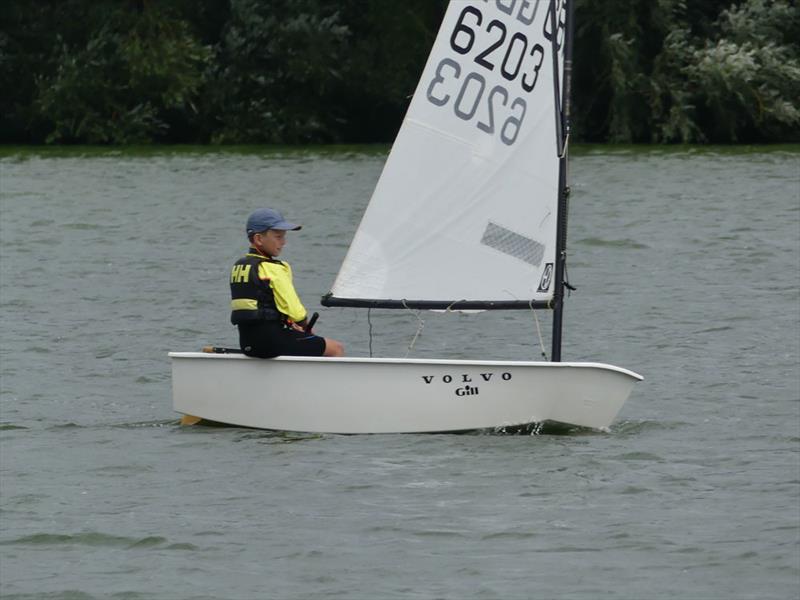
325, 0, 568, 310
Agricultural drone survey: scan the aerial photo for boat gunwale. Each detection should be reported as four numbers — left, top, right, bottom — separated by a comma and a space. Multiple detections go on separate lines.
167, 352, 643, 381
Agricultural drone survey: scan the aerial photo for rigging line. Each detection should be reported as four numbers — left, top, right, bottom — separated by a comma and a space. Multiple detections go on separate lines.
367, 308, 374, 358
503, 289, 548, 360
563, 262, 576, 295
529, 299, 549, 361
401, 299, 425, 358
445, 299, 465, 312
559, 132, 570, 160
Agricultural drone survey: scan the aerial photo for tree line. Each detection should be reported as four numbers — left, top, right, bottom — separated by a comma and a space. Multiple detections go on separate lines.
1, 0, 797, 145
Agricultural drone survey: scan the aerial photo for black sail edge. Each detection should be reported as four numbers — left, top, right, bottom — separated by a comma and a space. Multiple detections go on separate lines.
321, 295, 552, 311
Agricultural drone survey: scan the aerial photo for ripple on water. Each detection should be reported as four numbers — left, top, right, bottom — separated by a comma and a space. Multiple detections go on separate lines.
613, 420, 690, 436
23, 346, 51, 354
110, 420, 177, 429
0, 423, 28, 431
0, 592, 99, 600
480, 530, 539, 541
62, 223, 102, 230
611, 451, 665, 462
0, 532, 198, 551
89, 464, 154, 476
576, 237, 650, 249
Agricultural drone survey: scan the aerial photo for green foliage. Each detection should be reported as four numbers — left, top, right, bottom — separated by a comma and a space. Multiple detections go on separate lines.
34, 3, 210, 143
685, 0, 800, 141
574, 0, 800, 142
334, 0, 446, 141
203, 0, 445, 143
209, 0, 350, 143
650, 27, 703, 142
1, 0, 797, 144
0, 0, 67, 142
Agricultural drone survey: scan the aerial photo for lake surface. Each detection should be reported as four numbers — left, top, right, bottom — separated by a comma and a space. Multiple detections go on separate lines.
1, 146, 798, 599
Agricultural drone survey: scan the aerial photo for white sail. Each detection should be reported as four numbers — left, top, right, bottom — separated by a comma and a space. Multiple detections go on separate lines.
329, 0, 568, 308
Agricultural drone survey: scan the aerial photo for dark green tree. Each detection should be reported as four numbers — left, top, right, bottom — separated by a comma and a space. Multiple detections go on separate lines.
1, 0, 211, 144
332, 0, 446, 142
206, 0, 446, 143
1, 0, 797, 144
671, 0, 800, 142
572, 0, 800, 142
208, 0, 351, 143
35, 2, 210, 143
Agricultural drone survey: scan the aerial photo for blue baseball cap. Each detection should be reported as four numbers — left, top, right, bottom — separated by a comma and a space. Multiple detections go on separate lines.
246, 208, 302, 235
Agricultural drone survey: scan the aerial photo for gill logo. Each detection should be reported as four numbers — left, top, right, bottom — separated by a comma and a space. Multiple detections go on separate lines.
537, 263, 553, 292
230, 264, 252, 283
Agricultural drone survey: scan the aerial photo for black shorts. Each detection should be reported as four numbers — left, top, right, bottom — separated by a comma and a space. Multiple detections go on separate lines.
238, 321, 326, 358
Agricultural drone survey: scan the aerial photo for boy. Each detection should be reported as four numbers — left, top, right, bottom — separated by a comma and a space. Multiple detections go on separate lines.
230, 208, 344, 358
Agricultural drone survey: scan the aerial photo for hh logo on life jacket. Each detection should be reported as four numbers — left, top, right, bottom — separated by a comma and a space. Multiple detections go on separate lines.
537, 263, 554, 292
230, 264, 251, 283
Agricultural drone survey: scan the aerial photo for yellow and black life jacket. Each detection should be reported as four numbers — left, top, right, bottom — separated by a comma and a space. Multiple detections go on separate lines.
229, 252, 282, 324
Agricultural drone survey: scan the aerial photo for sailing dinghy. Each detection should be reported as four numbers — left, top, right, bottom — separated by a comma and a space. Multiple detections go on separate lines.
169, 0, 642, 433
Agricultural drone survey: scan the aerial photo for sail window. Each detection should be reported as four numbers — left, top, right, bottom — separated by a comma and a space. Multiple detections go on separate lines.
480, 221, 544, 266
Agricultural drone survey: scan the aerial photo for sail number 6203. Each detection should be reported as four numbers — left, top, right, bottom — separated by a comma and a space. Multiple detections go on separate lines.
424, 4, 549, 146
426, 58, 526, 146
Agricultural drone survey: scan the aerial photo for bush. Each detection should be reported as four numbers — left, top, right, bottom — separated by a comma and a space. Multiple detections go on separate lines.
34, 4, 210, 144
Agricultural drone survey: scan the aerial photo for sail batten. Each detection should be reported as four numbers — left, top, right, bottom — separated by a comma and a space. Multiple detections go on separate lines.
325, 0, 567, 310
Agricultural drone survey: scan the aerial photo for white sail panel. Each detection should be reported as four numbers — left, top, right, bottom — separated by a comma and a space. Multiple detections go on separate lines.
330, 0, 567, 306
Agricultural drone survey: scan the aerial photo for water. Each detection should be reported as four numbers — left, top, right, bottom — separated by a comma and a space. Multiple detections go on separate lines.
1, 146, 798, 599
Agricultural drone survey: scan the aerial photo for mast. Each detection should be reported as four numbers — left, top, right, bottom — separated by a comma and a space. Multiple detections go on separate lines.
550, 0, 574, 362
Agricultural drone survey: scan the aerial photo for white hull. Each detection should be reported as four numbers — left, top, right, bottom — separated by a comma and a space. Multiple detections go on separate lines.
169, 353, 642, 434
